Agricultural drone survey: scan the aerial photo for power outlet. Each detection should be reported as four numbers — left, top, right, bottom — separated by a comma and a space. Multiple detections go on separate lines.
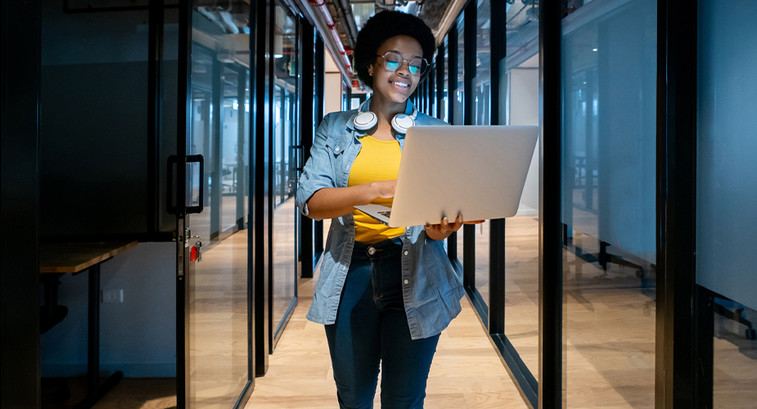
101, 289, 124, 303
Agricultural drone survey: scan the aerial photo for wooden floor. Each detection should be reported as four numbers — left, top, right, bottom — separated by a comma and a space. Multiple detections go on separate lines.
245, 272, 529, 409
43, 213, 757, 408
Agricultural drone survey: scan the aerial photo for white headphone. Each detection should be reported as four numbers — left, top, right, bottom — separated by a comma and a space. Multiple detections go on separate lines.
352, 100, 418, 136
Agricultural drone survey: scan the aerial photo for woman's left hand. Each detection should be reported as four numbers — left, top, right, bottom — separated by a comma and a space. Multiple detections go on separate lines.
424, 214, 464, 241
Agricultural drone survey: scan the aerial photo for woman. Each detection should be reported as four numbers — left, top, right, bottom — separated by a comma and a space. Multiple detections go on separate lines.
296, 10, 466, 409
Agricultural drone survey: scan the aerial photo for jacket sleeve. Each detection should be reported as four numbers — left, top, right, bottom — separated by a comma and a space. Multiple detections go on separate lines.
296, 113, 337, 217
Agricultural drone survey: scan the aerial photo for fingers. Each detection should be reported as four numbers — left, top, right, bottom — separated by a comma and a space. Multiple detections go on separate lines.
451, 213, 464, 229
425, 214, 462, 238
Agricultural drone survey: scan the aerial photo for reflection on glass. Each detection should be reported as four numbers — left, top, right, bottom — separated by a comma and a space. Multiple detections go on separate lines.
272, 2, 299, 342
505, 0, 539, 68
712, 297, 757, 406
188, 1, 250, 406
351, 3, 375, 32
221, 66, 248, 233
561, 0, 657, 407
474, 0, 492, 309
428, 64, 436, 117
474, 0, 491, 127
697, 0, 757, 405
453, 13, 465, 127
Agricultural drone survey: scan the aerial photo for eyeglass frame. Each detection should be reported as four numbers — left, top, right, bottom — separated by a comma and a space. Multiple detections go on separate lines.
375, 51, 429, 76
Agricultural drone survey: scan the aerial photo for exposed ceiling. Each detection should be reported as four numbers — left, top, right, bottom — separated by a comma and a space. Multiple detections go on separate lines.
295, 0, 461, 88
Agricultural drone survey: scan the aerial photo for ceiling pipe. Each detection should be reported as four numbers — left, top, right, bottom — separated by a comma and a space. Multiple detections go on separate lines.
432, 0, 466, 46
298, 0, 354, 86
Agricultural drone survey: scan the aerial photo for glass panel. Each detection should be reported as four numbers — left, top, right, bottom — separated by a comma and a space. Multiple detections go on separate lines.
503, 0, 540, 380
39, 5, 151, 237
505, 0, 539, 69
474, 0, 492, 308
351, 3, 376, 32
697, 0, 757, 404
428, 65, 436, 117
453, 14, 465, 126
272, 2, 299, 341
561, 0, 657, 407
221, 66, 248, 233
187, 1, 250, 406
443, 38, 450, 123
453, 14, 466, 269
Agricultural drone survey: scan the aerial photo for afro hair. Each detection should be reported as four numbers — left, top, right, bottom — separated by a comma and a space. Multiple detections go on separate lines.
353, 10, 435, 89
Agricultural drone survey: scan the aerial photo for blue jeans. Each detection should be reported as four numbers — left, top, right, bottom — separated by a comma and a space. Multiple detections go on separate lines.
325, 238, 440, 409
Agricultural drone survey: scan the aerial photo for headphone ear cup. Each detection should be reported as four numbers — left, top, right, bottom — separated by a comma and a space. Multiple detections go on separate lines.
353, 111, 378, 131
391, 114, 416, 135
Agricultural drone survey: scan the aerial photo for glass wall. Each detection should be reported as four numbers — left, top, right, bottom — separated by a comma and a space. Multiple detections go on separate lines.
561, 0, 657, 407
697, 0, 757, 405
427, 63, 436, 117
453, 14, 466, 270
39, 4, 152, 237
271, 1, 300, 343
442, 38, 450, 123
503, 0, 540, 382
473, 0, 492, 310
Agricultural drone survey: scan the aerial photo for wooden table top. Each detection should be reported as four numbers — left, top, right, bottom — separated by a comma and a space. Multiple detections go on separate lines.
40, 240, 138, 274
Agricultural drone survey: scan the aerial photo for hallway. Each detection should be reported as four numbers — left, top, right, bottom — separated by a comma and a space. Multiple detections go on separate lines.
245, 266, 528, 409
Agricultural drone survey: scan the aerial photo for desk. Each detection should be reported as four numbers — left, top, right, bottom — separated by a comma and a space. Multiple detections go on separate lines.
40, 240, 137, 409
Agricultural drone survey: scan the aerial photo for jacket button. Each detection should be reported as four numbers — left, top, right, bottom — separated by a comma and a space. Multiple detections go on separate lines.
403, 279, 409, 285
403, 250, 409, 256
335, 147, 340, 152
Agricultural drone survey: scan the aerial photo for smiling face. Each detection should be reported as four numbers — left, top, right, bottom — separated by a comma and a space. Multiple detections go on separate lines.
368, 35, 423, 105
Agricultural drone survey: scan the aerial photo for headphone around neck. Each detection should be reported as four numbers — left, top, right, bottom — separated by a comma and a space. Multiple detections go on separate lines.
352, 100, 418, 136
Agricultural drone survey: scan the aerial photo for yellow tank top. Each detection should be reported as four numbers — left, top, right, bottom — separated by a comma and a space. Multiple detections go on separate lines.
348, 135, 405, 244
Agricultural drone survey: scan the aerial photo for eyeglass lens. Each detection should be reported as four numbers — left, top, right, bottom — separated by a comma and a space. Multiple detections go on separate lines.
382, 52, 426, 75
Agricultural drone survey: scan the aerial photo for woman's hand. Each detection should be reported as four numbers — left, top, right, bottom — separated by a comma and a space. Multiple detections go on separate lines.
304, 180, 396, 220
371, 180, 396, 199
424, 214, 464, 241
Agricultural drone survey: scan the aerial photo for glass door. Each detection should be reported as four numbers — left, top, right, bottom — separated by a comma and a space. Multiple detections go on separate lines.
177, 1, 251, 407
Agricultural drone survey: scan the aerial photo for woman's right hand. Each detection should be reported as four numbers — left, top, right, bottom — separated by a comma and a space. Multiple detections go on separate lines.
370, 180, 396, 199
304, 179, 397, 220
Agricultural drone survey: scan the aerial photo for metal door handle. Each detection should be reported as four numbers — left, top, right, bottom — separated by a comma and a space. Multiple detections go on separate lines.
186, 154, 204, 214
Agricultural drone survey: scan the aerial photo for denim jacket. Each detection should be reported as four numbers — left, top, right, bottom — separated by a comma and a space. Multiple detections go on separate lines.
295, 100, 465, 340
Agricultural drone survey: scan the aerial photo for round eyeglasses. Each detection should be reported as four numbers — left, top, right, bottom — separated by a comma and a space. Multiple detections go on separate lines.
376, 51, 428, 76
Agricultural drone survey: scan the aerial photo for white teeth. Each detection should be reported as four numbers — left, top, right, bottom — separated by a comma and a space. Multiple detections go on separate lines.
390, 81, 409, 88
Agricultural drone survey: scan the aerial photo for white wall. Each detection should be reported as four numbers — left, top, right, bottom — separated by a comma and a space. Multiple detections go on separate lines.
324, 47, 344, 115
508, 64, 540, 214
41, 242, 176, 377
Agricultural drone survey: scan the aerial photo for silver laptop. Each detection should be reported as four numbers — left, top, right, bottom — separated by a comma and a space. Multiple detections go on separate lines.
355, 125, 539, 227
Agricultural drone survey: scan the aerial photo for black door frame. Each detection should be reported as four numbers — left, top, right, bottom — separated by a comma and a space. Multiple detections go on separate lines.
1, 0, 42, 407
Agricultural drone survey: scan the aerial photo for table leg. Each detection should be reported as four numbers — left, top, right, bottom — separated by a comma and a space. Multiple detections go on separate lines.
88, 263, 100, 398
74, 263, 123, 409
